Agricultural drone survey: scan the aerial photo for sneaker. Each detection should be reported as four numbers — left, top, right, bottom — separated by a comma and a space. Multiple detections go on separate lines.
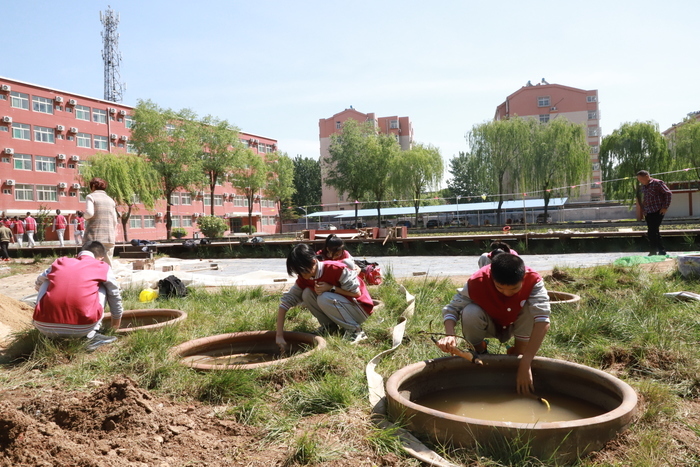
343, 329, 367, 344
85, 332, 117, 352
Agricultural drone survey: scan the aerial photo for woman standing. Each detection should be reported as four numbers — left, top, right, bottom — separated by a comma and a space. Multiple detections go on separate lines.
83, 178, 118, 265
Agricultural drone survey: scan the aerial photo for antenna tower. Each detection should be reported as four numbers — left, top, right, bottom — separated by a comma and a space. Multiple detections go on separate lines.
100, 6, 125, 102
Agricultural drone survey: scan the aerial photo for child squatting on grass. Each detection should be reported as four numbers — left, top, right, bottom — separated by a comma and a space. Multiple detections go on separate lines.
437, 254, 551, 396
316, 234, 357, 271
276, 243, 374, 350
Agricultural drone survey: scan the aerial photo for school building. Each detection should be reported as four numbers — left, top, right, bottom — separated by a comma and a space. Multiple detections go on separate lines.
319, 107, 413, 208
494, 79, 603, 202
0, 76, 280, 242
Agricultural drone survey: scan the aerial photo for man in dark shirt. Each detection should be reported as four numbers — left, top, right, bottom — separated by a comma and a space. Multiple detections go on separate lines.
637, 170, 673, 256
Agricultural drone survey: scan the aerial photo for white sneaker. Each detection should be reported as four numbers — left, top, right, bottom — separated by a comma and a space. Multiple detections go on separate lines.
343, 329, 367, 344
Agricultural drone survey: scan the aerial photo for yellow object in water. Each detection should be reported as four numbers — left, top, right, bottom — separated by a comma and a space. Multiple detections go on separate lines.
540, 397, 551, 411
139, 288, 158, 302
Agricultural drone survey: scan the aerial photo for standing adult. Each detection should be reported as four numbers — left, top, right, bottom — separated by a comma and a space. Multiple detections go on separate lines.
11, 216, 25, 248
24, 212, 37, 248
53, 209, 67, 247
637, 170, 673, 256
83, 177, 118, 266
73, 211, 86, 245
0, 222, 13, 261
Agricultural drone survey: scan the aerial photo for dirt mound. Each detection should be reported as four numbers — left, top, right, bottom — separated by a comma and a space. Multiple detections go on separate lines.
0, 293, 34, 342
0, 377, 271, 467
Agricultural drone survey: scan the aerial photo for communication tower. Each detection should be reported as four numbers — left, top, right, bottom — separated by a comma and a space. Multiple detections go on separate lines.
100, 6, 125, 102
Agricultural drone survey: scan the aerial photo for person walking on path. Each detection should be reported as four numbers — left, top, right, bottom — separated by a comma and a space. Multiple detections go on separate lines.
73, 211, 86, 245
83, 178, 118, 266
0, 222, 13, 261
637, 170, 673, 256
11, 216, 25, 248
24, 212, 37, 248
53, 209, 67, 247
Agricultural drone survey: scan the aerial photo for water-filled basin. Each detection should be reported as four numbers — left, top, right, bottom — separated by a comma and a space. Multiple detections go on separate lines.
103, 308, 187, 333
385, 355, 637, 463
170, 330, 326, 370
678, 254, 700, 278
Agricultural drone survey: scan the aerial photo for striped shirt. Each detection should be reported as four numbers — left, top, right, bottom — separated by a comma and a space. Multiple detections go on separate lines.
640, 178, 672, 214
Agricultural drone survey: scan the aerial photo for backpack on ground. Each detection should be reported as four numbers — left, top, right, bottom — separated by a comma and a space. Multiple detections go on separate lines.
158, 275, 188, 298
355, 259, 383, 286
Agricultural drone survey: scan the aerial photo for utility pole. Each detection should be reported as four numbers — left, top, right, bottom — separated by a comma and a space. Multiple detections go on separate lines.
100, 6, 125, 103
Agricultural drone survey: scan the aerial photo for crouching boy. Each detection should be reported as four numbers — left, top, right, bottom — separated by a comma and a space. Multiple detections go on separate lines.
436, 254, 550, 395
276, 243, 374, 349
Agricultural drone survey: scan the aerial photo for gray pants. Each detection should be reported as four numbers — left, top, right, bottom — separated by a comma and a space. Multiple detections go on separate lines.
301, 287, 368, 332
460, 303, 534, 345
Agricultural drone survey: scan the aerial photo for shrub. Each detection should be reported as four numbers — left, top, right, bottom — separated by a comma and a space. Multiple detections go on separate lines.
171, 227, 187, 239
196, 215, 228, 238
240, 225, 257, 234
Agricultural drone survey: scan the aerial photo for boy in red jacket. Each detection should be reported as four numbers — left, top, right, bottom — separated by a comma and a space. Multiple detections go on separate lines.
276, 243, 374, 350
437, 254, 550, 396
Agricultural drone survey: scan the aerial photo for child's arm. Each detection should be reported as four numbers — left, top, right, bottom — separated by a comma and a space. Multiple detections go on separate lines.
276, 284, 304, 351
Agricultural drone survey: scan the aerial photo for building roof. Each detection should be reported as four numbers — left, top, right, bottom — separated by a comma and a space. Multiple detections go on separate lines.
306, 198, 568, 218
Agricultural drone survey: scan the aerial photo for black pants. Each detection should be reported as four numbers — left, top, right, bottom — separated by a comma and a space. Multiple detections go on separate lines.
645, 211, 665, 254
0, 241, 9, 259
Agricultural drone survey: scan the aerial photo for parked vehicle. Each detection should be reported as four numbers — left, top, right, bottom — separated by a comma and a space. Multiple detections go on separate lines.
536, 214, 553, 224
426, 219, 443, 228
396, 220, 412, 228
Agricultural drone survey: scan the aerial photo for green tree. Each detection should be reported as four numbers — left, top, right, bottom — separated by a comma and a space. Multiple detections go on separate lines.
669, 116, 700, 180
364, 132, 400, 222
393, 143, 444, 225
324, 119, 374, 225
196, 215, 228, 238
230, 149, 268, 233
130, 99, 204, 239
448, 151, 489, 199
199, 116, 244, 216
265, 152, 296, 229
600, 121, 671, 205
525, 118, 591, 218
80, 153, 161, 242
291, 155, 321, 209
467, 118, 531, 223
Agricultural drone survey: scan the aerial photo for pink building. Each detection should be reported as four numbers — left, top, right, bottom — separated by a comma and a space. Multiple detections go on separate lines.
0, 76, 279, 241
494, 80, 602, 201
319, 108, 413, 208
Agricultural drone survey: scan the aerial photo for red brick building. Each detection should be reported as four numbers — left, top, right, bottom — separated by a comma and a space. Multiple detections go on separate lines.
0, 76, 279, 241
494, 80, 602, 201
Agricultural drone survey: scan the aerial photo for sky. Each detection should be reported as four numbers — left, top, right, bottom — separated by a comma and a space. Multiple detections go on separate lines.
3, 0, 700, 183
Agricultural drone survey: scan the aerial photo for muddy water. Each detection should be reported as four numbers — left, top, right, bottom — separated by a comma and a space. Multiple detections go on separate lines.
415, 388, 605, 423
181, 343, 310, 366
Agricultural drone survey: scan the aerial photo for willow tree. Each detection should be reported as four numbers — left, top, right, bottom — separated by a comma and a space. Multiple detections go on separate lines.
393, 143, 444, 225
265, 152, 296, 228
130, 100, 204, 238
525, 118, 590, 218
670, 116, 700, 180
324, 119, 374, 225
364, 132, 400, 222
230, 149, 268, 233
600, 121, 670, 205
448, 151, 489, 199
199, 116, 244, 215
467, 117, 531, 224
80, 153, 161, 242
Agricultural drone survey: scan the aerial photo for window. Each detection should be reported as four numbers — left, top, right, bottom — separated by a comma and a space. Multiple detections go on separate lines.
13, 154, 32, 170
32, 96, 54, 114
34, 126, 55, 143
1, 157, 9, 163
389, 120, 399, 129
143, 215, 155, 228
336, 121, 341, 129
35, 156, 56, 172
587, 95, 597, 103
36, 185, 58, 202
170, 193, 180, 205
588, 127, 600, 137
130, 216, 142, 229
590, 145, 600, 154
14, 184, 33, 201
77, 133, 91, 148
165, 124, 175, 134
258, 145, 267, 154
75, 105, 90, 120
0, 127, 7, 132
180, 192, 192, 205
10, 91, 29, 110
203, 194, 211, 206
537, 96, 550, 107
171, 216, 181, 228
214, 195, 223, 206
131, 194, 141, 204
234, 195, 244, 207
94, 135, 108, 150
182, 216, 192, 227
588, 111, 597, 120
124, 116, 134, 128
539, 114, 550, 123
69, 191, 77, 197
12, 123, 30, 140
93, 109, 107, 124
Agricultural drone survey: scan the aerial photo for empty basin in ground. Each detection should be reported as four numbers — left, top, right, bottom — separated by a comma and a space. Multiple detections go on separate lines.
547, 290, 581, 308
170, 330, 326, 370
103, 308, 187, 333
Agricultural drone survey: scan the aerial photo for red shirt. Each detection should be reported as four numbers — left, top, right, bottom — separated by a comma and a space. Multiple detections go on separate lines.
12, 221, 24, 235
76, 217, 85, 231
24, 216, 37, 231
54, 215, 67, 229
296, 260, 374, 314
